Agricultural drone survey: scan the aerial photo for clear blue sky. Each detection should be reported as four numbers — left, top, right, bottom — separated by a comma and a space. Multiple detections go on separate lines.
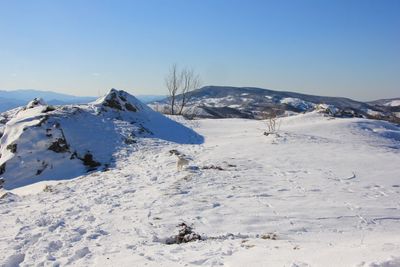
0, 0, 399, 100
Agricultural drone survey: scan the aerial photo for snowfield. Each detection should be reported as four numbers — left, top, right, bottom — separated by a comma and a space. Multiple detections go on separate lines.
1, 110, 400, 266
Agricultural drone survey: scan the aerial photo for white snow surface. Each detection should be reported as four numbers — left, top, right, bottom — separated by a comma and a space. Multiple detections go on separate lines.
0, 112, 400, 266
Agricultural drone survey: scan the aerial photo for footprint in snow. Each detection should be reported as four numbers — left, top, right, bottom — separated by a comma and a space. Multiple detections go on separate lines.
3, 253, 25, 267
67, 247, 91, 263
47, 240, 63, 252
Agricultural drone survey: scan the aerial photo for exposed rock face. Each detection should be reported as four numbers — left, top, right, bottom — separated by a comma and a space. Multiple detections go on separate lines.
0, 163, 5, 175
103, 93, 123, 110
95, 89, 140, 113
0, 88, 203, 189
6, 143, 17, 153
48, 138, 69, 153
81, 153, 101, 169
125, 103, 137, 112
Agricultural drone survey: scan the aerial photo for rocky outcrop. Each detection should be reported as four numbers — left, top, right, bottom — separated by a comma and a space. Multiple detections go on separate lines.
0, 89, 203, 189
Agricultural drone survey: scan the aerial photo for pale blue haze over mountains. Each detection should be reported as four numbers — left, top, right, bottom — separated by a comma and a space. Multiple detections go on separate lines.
0, 89, 164, 112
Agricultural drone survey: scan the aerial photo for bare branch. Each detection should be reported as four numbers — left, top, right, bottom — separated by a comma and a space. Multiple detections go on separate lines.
178, 67, 201, 115
165, 64, 201, 116
262, 109, 281, 135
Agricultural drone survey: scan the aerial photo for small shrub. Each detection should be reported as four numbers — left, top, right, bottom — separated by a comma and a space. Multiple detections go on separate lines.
261, 109, 281, 135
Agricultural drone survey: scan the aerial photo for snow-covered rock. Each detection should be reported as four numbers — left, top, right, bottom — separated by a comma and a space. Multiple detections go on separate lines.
26, 98, 47, 109
0, 89, 203, 189
280, 97, 315, 111
315, 103, 340, 115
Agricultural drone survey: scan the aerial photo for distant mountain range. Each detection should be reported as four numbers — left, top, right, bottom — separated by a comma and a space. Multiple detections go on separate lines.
0, 89, 165, 112
152, 86, 400, 123
2, 87, 399, 123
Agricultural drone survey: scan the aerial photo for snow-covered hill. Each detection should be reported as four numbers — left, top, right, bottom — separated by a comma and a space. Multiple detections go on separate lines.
0, 111, 399, 266
0, 89, 202, 189
151, 86, 400, 123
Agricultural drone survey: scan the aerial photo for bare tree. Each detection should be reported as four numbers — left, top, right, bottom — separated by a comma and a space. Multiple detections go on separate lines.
165, 64, 201, 115
178, 68, 201, 115
165, 64, 182, 115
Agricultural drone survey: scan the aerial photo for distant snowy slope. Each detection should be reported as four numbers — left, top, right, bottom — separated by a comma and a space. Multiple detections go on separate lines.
0, 89, 202, 189
368, 97, 400, 107
387, 100, 400, 106
152, 86, 399, 123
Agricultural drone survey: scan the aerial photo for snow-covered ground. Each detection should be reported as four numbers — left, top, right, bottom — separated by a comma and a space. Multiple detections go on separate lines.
1, 112, 400, 266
